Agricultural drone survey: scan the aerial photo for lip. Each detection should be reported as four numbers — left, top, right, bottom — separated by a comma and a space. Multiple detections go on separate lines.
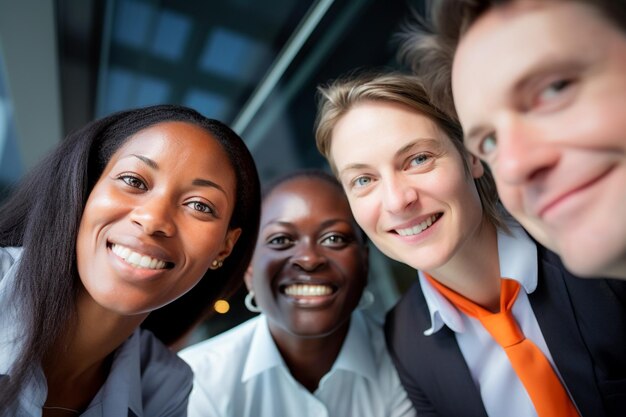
106, 239, 175, 281
535, 165, 614, 220
278, 277, 340, 308
108, 238, 175, 266
388, 212, 442, 232
387, 212, 443, 240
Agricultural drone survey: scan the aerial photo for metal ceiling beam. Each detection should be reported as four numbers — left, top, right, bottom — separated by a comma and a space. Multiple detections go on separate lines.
0, 0, 62, 169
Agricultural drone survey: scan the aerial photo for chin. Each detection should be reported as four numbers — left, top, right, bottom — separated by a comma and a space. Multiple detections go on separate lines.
562, 252, 626, 280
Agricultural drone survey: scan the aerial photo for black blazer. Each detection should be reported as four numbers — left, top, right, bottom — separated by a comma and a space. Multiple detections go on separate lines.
385, 245, 626, 417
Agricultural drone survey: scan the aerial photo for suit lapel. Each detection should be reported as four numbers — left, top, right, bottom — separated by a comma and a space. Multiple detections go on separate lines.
409, 283, 489, 417
528, 246, 606, 417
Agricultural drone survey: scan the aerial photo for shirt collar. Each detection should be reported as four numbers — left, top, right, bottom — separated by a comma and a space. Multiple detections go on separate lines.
420, 220, 538, 336
82, 329, 143, 417
241, 312, 378, 384
242, 316, 287, 382
328, 310, 377, 383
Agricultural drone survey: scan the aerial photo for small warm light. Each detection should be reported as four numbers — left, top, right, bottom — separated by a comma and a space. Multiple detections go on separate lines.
214, 299, 230, 314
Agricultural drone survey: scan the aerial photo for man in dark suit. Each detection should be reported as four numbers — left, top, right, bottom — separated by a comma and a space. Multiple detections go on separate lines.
385, 242, 626, 416
400, 0, 626, 281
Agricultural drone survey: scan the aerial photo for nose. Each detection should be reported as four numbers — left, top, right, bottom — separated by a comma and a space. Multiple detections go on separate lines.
129, 194, 176, 237
494, 115, 560, 185
290, 239, 326, 272
381, 174, 419, 214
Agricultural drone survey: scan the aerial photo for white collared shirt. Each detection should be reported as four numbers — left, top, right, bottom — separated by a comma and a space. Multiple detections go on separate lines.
180, 311, 416, 417
0, 247, 193, 417
418, 222, 573, 417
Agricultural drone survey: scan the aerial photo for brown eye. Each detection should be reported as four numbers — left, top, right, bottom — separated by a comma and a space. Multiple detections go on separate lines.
120, 175, 147, 190
186, 201, 213, 214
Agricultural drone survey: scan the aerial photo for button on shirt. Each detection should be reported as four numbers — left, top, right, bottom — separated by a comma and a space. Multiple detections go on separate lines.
419, 223, 575, 417
180, 311, 416, 417
0, 247, 193, 417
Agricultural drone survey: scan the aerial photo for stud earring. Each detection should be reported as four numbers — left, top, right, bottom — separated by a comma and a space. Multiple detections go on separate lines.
211, 259, 223, 269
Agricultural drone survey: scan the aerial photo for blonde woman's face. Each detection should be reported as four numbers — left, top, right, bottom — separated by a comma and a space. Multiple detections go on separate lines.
330, 100, 485, 274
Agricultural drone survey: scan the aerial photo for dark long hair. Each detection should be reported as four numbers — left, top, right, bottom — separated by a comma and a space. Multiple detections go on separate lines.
0, 104, 260, 408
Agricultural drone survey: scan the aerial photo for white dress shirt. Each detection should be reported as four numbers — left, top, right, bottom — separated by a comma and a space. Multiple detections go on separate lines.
180, 310, 416, 417
0, 247, 193, 417
418, 222, 577, 417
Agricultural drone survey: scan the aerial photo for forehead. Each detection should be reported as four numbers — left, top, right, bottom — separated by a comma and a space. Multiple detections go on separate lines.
330, 101, 445, 164
262, 178, 351, 220
112, 121, 236, 186
452, 1, 613, 121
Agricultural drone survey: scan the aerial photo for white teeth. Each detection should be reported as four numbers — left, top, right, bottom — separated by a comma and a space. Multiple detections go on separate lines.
396, 214, 439, 237
284, 284, 333, 297
111, 244, 167, 270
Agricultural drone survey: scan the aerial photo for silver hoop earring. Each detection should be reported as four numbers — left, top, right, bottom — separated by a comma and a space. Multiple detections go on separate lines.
244, 290, 262, 313
358, 289, 375, 310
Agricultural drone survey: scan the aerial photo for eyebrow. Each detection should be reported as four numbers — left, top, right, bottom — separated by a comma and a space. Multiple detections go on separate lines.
465, 59, 587, 143
338, 137, 441, 175
131, 154, 227, 194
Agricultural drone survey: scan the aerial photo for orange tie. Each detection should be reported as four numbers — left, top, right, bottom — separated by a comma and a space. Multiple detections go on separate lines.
425, 274, 579, 417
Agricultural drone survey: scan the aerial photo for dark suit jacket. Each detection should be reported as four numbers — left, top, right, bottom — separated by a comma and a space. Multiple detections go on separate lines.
385, 245, 626, 417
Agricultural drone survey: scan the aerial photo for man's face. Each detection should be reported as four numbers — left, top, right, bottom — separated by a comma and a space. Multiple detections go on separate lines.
452, 0, 626, 279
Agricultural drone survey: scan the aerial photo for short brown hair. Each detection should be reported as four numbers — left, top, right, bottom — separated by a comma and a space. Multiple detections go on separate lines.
314, 71, 505, 229
398, 0, 626, 119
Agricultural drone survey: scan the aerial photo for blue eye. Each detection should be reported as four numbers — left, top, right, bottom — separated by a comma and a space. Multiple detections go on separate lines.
539, 79, 571, 102
120, 175, 147, 190
409, 154, 430, 166
479, 134, 497, 155
353, 176, 372, 188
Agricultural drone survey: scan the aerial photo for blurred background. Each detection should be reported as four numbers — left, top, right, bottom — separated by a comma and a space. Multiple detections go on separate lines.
0, 0, 424, 346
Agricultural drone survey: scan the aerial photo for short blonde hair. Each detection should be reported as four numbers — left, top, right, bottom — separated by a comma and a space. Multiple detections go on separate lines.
314, 71, 504, 229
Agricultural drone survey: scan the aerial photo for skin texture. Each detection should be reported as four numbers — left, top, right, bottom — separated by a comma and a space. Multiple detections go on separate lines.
77, 121, 241, 317
331, 100, 496, 274
452, 0, 626, 279
246, 176, 368, 391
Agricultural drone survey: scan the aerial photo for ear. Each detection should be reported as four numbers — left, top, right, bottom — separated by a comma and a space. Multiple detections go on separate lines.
468, 153, 485, 179
217, 227, 242, 261
244, 264, 254, 291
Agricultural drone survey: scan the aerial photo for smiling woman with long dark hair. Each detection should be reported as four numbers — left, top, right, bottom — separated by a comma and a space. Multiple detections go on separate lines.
0, 104, 260, 416
180, 170, 415, 417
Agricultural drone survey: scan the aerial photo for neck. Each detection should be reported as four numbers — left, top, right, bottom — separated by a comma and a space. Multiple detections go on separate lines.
269, 318, 350, 392
43, 290, 148, 412
426, 219, 502, 311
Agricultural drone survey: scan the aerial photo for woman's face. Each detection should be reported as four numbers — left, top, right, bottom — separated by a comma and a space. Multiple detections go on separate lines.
330, 100, 485, 273
76, 121, 241, 316
248, 177, 368, 339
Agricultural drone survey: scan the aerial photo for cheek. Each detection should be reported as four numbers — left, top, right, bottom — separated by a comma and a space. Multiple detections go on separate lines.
348, 197, 377, 233
493, 178, 523, 215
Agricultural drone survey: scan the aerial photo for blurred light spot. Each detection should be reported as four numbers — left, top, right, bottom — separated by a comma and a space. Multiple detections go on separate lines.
214, 299, 230, 314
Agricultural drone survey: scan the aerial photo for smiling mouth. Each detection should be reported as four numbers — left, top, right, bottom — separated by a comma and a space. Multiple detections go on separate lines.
281, 284, 337, 297
110, 243, 173, 270
537, 166, 615, 219
394, 213, 442, 236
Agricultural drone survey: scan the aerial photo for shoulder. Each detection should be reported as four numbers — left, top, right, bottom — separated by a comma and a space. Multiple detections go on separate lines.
136, 329, 193, 415
358, 310, 400, 372
178, 317, 260, 415
179, 316, 259, 372
0, 247, 22, 280
385, 281, 428, 336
